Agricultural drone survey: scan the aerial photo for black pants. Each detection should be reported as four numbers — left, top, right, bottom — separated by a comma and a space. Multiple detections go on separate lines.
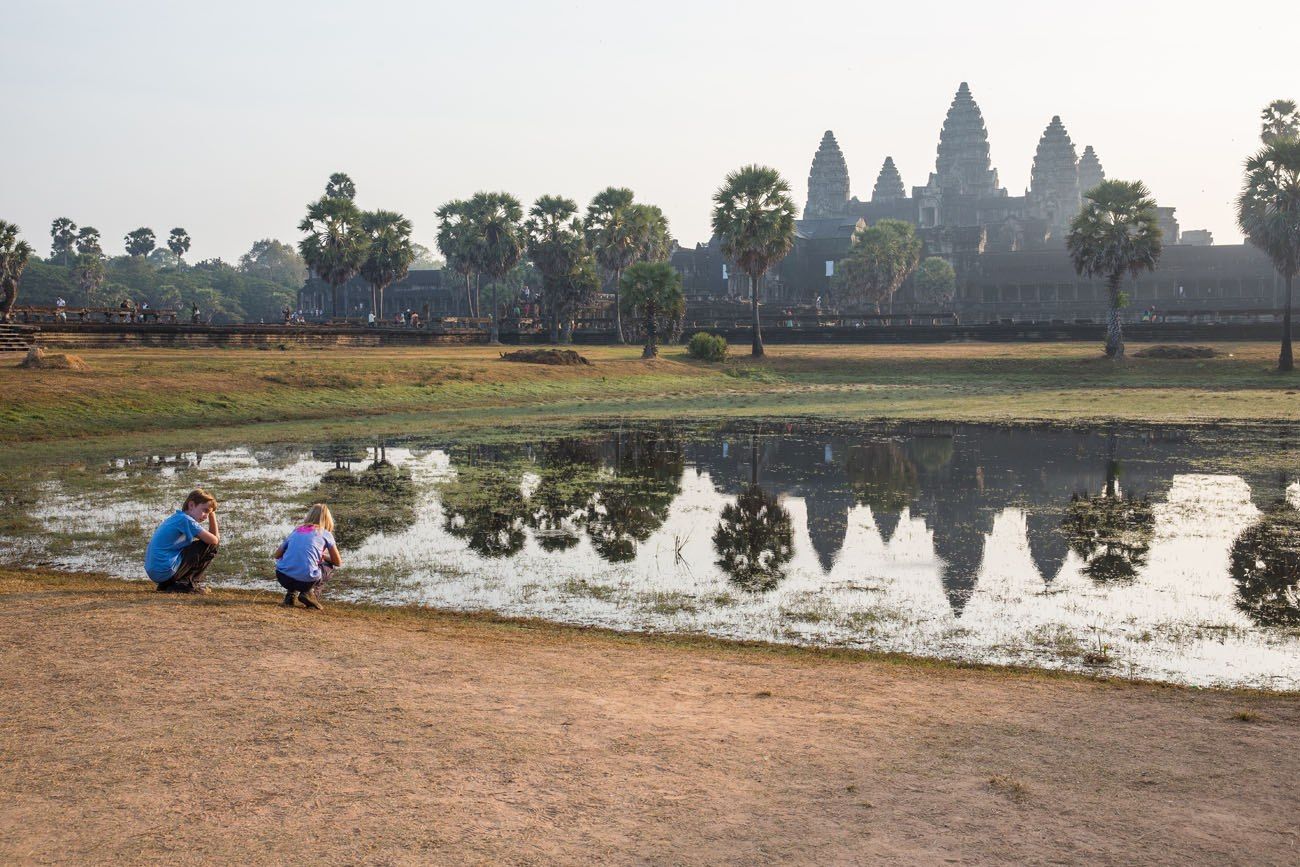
157, 541, 217, 591
276, 563, 333, 595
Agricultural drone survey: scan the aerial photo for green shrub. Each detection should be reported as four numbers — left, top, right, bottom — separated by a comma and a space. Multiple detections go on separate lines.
687, 331, 728, 362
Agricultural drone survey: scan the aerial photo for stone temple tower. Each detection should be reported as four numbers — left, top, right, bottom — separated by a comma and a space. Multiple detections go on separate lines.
804, 130, 851, 219
1028, 115, 1081, 240
871, 157, 906, 202
933, 82, 1001, 196
1078, 145, 1105, 196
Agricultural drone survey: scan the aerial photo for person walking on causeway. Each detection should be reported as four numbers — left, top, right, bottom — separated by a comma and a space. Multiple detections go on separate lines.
273, 503, 341, 610
144, 488, 220, 594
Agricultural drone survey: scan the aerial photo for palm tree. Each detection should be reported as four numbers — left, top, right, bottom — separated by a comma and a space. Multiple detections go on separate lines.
711, 165, 797, 357
524, 195, 585, 344
167, 228, 191, 267
124, 227, 156, 258
360, 210, 415, 319
71, 254, 105, 304
584, 187, 638, 344
0, 221, 34, 321
1262, 99, 1299, 145
1238, 138, 1300, 371
468, 191, 524, 344
298, 196, 369, 319
75, 226, 102, 256
619, 262, 684, 358
325, 172, 356, 201
630, 203, 673, 263
49, 217, 77, 265
1066, 180, 1163, 359
436, 200, 480, 317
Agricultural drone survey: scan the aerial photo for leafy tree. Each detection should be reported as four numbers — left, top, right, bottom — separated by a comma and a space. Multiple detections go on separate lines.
124, 227, 156, 258
409, 242, 443, 269
619, 261, 684, 358
0, 221, 34, 321
468, 191, 524, 344
1230, 502, 1300, 626
1067, 180, 1163, 359
1261, 99, 1300, 145
525, 195, 587, 343
75, 226, 102, 257
912, 255, 957, 311
325, 172, 356, 201
298, 195, 369, 318
711, 165, 797, 357
238, 239, 307, 286
584, 187, 638, 343
834, 219, 922, 313
166, 227, 191, 266
70, 254, 106, 304
1237, 137, 1300, 371
359, 210, 415, 318
713, 484, 794, 592
435, 199, 479, 317
630, 203, 673, 263
49, 217, 77, 265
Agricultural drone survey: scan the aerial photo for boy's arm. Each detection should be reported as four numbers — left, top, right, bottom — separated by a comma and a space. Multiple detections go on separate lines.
197, 510, 219, 546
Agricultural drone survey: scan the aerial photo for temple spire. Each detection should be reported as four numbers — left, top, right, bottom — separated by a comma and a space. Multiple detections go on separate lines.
1078, 145, 1105, 196
872, 156, 906, 202
804, 130, 851, 219
934, 82, 1001, 195
1029, 115, 1081, 239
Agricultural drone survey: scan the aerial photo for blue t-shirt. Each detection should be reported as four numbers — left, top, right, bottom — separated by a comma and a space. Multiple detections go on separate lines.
276, 525, 336, 581
144, 510, 204, 582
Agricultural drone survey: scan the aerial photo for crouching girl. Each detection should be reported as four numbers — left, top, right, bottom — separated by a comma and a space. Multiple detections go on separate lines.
274, 503, 341, 610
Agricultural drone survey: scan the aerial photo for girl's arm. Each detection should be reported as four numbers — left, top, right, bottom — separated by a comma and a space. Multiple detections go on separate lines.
273, 542, 286, 560
326, 542, 342, 567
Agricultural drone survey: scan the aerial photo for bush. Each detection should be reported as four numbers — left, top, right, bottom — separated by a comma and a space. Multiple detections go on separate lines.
687, 332, 728, 362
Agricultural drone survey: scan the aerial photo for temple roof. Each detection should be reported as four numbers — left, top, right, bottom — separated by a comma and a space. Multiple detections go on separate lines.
804, 130, 851, 219
872, 156, 906, 202
1078, 145, 1105, 195
795, 217, 864, 240
935, 82, 1002, 196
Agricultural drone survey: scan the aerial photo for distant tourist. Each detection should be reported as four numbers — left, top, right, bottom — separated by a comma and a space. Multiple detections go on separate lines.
282, 305, 292, 325
367, 311, 376, 327
273, 503, 341, 610
191, 303, 200, 324
144, 488, 220, 594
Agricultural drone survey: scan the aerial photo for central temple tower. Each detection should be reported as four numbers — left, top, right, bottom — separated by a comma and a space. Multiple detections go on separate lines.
804, 130, 851, 219
933, 82, 1002, 196
1028, 115, 1081, 241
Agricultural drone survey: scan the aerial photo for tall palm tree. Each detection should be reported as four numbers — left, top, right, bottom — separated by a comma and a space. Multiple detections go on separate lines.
124, 227, 156, 258
1238, 137, 1300, 371
167, 228, 191, 267
525, 195, 585, 344
630, 203, 673, 263
325, 172, 356, 201
584, 187, 638, 343
0, 221, 33, 322
298, 195, 369, 319
71, 254, 105, 304
360, 210, 415, 319
75, 226, 102, 256
619, 261, 684, 358
1066, 179, 1163, 359
1262, 99, 1299, 145
468, 191, 524, 344
49, 217, 77, 265
436, 199, 479, 317
711, 165, 797, 357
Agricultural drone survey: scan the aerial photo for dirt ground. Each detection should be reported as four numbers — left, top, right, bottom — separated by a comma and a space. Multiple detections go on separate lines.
2, 570, 1298, 866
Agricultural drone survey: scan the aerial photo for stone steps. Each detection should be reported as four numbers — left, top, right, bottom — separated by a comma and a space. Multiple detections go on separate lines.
0, 324, 35, 352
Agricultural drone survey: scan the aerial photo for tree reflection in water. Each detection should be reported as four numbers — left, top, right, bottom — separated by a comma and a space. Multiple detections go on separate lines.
713, 483, 794, 592
845, 440, 918, 538
1230, 503, 1300, 626
527, 438, 603, 552
311, 443, 417, 550
441, 472, 529, 559
586, 430, 684, 563
1060, 462, 1155, 583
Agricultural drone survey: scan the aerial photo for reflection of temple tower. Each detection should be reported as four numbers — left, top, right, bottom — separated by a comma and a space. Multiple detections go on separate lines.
1077, 145, 1105, 196
873, 509, 902, 544
1024, 508, 1071, 582
1028, 116, 1081, 243
805, 491, 855, 571
872, 157, 906, 203
933, 82, 1002, 197
804, 130, 851, 219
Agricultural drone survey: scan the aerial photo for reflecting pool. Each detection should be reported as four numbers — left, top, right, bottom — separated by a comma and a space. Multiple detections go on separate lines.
4, 421, 1300, 688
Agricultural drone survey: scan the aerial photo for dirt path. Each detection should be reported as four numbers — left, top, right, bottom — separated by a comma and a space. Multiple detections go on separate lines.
2, 570, 1297, 866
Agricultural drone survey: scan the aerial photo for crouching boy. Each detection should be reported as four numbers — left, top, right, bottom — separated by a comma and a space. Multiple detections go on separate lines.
145, 488, 220, 594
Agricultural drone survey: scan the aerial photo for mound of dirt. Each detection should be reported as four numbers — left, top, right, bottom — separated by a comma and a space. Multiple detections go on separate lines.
1133, 345, 1218, 359
500, 348, 591, 366
17, 347, 88, 371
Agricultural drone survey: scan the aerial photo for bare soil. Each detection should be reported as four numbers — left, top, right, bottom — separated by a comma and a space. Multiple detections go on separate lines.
2, 569, 1298, 866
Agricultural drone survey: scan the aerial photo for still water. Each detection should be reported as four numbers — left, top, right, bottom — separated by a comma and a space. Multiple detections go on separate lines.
4, 420, 1299, 689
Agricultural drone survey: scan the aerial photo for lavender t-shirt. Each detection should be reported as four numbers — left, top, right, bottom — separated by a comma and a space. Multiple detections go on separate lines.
275, 525, 336, 581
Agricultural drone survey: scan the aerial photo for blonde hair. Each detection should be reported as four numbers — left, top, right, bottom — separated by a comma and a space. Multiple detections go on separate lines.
303, 503, 335, 533
184, 488, 217, 511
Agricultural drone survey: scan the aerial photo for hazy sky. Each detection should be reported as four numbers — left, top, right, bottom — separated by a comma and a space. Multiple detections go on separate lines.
3, 0, 1291, 261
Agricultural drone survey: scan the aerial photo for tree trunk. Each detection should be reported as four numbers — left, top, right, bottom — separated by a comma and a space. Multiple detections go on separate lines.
548, 295, 560, 344
465, 273, 474, 318
643, 305, 658, 359
1280, 272, 1294, 372
474, 274, 481, 320
750, 271, 765, 357
1, 280, 16, 322
331, 281, 341, 319
378, 285, 386, 321
613, 266, 625, 344
489, 280, 500, 344
1105, 274, 1124, 359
